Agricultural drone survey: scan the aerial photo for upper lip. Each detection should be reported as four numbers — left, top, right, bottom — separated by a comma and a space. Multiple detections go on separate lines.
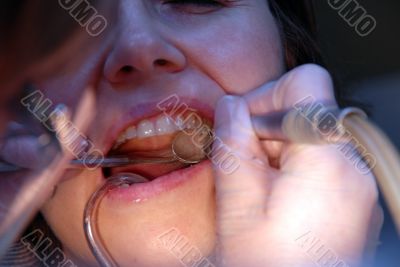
101, 96, 215, 157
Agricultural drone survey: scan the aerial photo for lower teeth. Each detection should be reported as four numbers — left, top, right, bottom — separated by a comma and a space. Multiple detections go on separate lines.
119, 183, 130, 188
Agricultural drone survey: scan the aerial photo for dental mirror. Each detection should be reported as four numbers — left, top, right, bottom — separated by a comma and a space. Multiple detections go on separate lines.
171, 129, 212, 164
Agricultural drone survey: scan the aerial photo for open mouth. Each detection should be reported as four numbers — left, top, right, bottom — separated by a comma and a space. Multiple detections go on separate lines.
102, 110, 213, 196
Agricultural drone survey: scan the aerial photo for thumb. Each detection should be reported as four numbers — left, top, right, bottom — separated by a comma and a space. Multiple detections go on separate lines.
213, 95, 274, 237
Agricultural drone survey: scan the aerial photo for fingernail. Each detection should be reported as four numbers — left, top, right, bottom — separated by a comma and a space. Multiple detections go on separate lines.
216, 95, 240, 123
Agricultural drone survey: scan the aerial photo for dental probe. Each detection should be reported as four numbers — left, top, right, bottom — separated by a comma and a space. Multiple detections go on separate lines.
0, 156, 180, 171
0, 131, 209, 172
70, 156, 179, 168
70, 130, 209, 168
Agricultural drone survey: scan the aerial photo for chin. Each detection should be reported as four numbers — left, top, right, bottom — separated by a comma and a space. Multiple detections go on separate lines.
97, 161, 216, 267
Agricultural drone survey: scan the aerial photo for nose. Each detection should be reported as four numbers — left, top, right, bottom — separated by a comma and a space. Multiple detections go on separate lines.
103, 2, 186, 84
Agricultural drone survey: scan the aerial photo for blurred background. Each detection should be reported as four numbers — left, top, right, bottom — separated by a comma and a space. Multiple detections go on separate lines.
314, 0, 400, 266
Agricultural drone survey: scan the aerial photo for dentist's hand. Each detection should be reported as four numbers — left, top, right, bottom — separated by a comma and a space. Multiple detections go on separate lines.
213, 64, 382, 267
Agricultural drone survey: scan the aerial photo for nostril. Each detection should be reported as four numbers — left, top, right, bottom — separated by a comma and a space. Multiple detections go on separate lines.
121, 65, 134, 73
154, 59, 168, 67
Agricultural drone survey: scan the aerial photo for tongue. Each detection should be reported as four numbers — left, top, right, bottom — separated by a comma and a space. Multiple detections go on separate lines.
108, 161, 187, 180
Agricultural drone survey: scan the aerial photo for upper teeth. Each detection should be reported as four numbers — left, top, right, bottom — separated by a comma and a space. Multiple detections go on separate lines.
137, 120, 155, 138
113, 113, 203, 149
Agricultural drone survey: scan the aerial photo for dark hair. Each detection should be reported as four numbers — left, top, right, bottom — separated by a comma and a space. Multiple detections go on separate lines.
269, 0, 323, 69
269, 0, 351, 107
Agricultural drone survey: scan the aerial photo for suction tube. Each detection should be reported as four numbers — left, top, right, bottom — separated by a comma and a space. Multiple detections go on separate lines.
342, 114, 400, 234
84, 173, 149, 267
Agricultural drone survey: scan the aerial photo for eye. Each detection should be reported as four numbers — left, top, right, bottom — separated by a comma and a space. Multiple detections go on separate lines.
163, 0, 227, 14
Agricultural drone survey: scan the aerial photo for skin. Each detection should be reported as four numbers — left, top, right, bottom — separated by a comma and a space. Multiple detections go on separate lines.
33, 0, 381, 266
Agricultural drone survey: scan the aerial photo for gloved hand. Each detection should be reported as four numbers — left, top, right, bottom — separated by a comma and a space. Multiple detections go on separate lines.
213, 64, 383, 267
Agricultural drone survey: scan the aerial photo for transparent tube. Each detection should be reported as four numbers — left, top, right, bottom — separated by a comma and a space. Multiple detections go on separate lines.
84, 173, 149, 267
343, 115, 400, 234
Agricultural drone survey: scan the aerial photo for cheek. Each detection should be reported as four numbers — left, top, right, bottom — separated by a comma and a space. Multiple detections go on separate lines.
214, 27, 283, 93
181, 7, 284, 94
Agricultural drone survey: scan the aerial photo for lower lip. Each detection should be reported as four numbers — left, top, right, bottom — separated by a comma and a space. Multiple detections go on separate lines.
105, 160, 210, 203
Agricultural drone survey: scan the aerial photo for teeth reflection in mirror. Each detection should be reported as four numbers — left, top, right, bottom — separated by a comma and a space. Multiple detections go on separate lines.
156, 115, 177, 134
137, 120, 155, 138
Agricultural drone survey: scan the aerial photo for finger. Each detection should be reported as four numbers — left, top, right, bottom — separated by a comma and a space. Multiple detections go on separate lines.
244, 64, 337, 116
243, 64, 338, 165
213, 95, 275, 237
363, 204, 384, 265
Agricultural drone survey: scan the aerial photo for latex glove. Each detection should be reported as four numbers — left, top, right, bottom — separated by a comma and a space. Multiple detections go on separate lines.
213, 64, 383, 267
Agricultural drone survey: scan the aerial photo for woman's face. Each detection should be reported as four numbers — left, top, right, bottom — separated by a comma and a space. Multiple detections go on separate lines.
40, 0, 284, 266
